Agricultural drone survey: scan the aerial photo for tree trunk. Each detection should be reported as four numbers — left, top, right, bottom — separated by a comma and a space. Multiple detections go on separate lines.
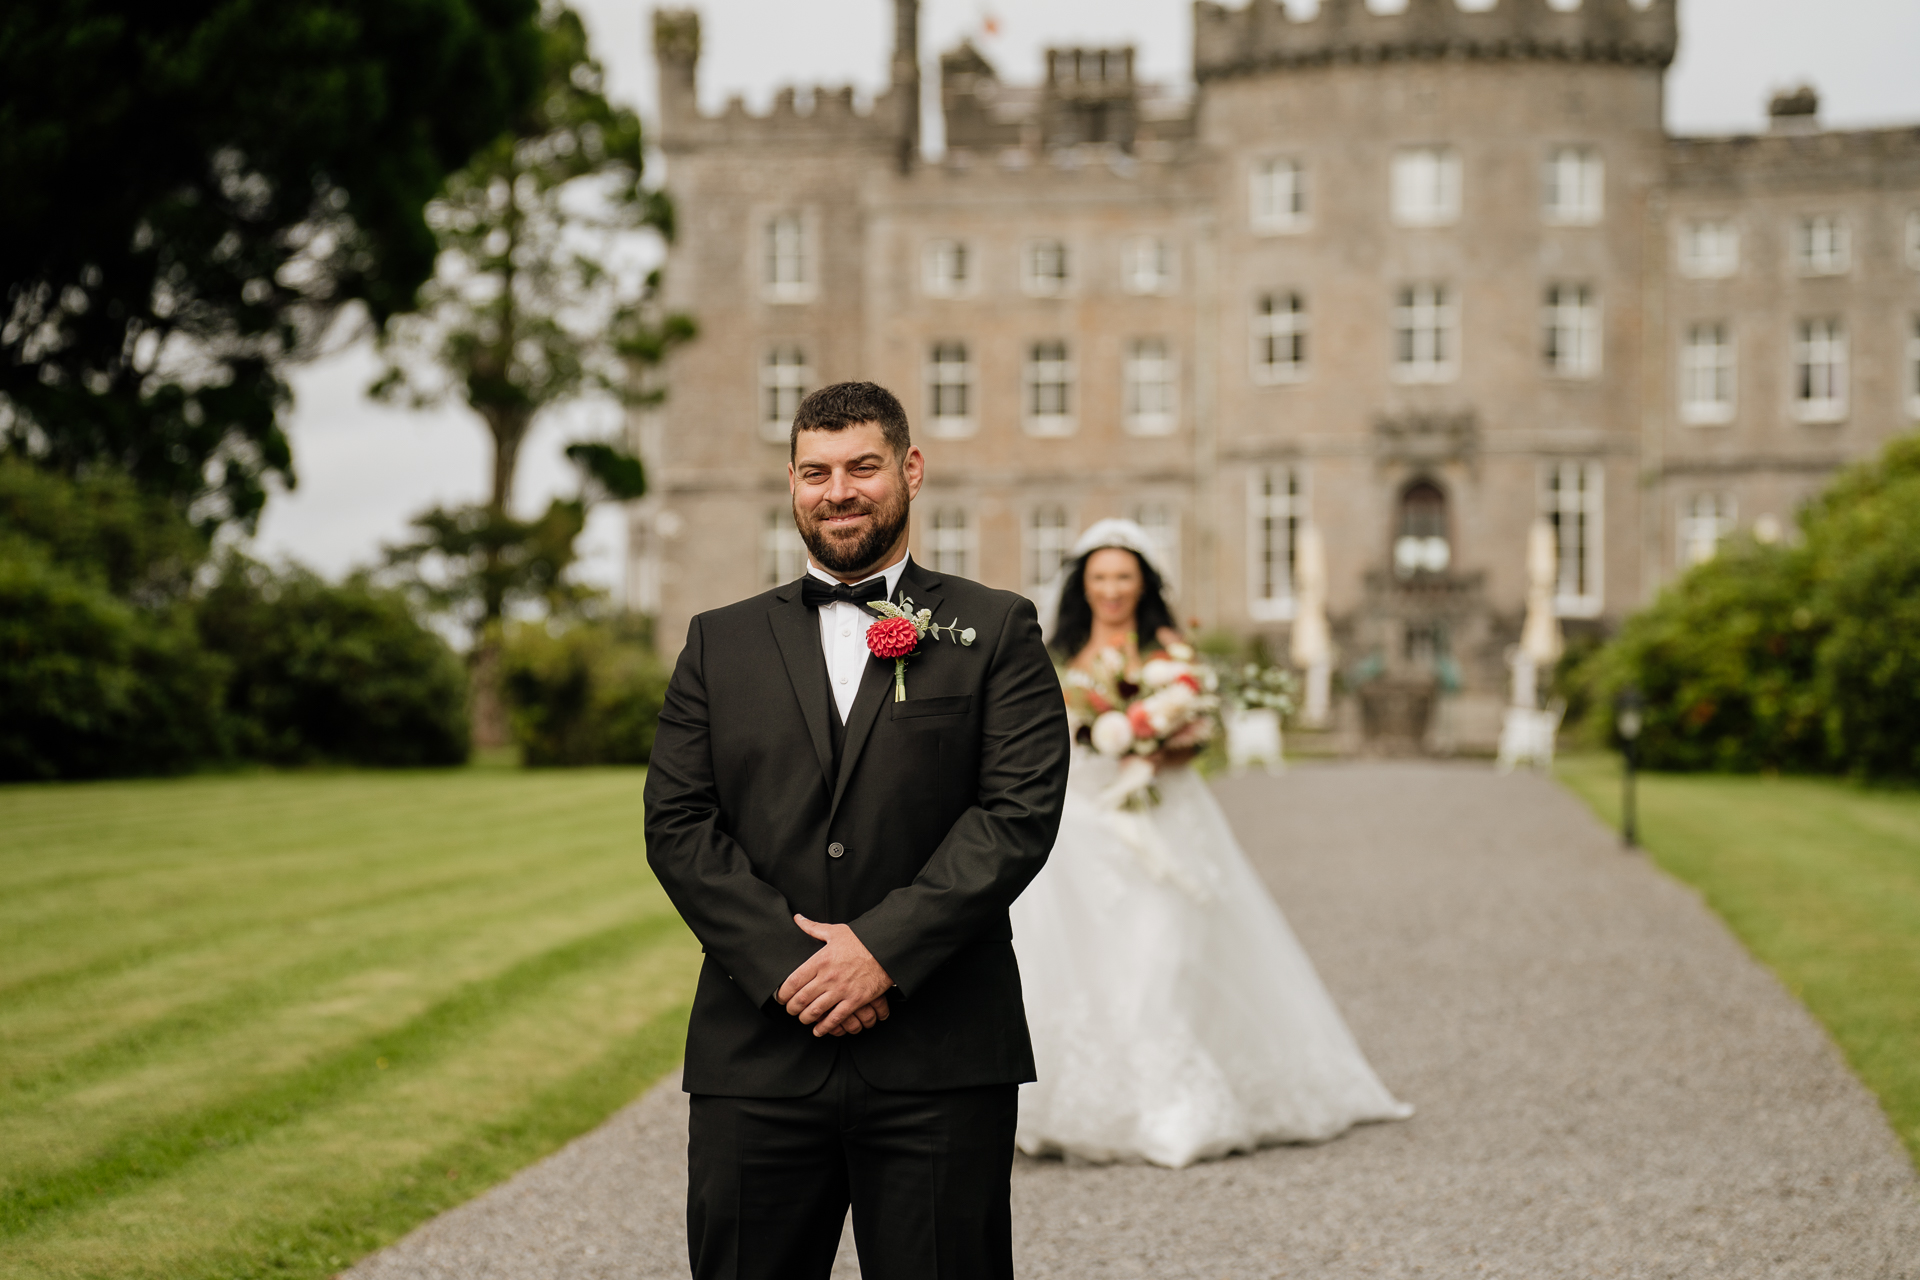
468, 624, 511, 752
484, 404, 532, 513
470, 403, 533, 752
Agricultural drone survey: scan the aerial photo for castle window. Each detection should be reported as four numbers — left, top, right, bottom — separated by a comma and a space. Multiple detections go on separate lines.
1025, 504, 1074, 589
1122, 237, 1174, 295
926, 506, 974, 578
1251, 158, 1309, 233
1393, 284, 1457, 382
1543, 147, 1603, 225
1391, 147, 1460, 227
1132, 503, 1180, 591
1024, 340, 1075, 436
1908, 316, 1920, 417
1680, 322, 1736, 425
763, 212, 812, 302
1542, 462, 1604, 618
759, 345, 811, 442
1794, 318, 1847, 422
925, 342, 974, 438
1393, 481, 1451, 579
924, 240, 971, 297
1679, 493, 1736, 568
1023, 240, 1070, 296
1247, 468, 1301, 622
1793, 216, 1850, 276
762, 508, 808, 586
1543, 284, 1600, 378
1252, 292, 1308, 383
1679, 220, 1739, 278
1123, 338, 1177, 436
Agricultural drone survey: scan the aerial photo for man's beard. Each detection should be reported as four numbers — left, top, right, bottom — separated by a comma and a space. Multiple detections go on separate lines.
795, 479, 911, 576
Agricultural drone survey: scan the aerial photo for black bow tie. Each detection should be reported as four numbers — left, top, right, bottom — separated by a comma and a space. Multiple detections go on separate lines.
800, 575, 892, 610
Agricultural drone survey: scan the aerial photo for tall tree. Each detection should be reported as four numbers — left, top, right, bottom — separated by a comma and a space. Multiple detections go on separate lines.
374, 6, 693, 745
0, 0, 544, 530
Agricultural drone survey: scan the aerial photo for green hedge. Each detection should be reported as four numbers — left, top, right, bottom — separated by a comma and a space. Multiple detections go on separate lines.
1, 459, 470, 779
1577, 434, 1920, 780
502, 617, 667, 767
0, 538, 229, 780
198, 559, 471, 768
1804, 439, 1920, 778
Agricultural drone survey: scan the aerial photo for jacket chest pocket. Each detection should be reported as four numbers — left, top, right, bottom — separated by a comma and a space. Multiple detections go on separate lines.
890, 694, 971, 722
885, 694, 974, 808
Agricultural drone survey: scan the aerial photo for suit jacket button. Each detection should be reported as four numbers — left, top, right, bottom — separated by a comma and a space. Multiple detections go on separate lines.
827, 842, 845, 859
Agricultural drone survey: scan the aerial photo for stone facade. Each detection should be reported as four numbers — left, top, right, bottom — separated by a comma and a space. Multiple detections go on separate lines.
630, 0, 1920, 751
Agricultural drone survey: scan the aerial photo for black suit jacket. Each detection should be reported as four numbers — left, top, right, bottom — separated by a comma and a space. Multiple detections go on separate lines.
643, 559, 1071, 1097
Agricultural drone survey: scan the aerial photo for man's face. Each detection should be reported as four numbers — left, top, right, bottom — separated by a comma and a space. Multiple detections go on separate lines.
789, 421, 924, 579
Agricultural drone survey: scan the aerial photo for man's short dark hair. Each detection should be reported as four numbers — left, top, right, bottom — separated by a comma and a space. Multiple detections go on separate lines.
790, 382, 912, 463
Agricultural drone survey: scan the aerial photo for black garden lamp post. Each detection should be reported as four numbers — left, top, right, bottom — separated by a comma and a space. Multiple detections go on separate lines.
1616, 687, 1645, 850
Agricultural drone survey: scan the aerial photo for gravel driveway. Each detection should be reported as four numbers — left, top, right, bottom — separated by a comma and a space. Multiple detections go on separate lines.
346, 761, 1920, 1279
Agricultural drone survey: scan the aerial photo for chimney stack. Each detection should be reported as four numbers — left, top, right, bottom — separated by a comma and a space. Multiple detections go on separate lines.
1767, 84, 1820, 134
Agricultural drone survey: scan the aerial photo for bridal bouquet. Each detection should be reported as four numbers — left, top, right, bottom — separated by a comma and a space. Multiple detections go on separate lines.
1063, 642, 1221, 810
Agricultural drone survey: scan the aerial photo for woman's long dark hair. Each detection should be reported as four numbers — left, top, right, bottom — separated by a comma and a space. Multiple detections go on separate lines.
1048, 546, 1178, 661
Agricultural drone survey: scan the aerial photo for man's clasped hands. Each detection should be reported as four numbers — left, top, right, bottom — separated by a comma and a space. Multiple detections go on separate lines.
775, 914, 895, 1038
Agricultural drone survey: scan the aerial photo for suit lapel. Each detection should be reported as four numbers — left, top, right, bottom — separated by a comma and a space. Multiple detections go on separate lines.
830, 562, 945, 817
767, 582, 836, 790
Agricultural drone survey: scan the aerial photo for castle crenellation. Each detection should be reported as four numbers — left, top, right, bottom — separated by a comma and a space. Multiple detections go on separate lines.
1193, 0, 1678, 79
1666, 127, 1920, 190
652, 8, 902, 154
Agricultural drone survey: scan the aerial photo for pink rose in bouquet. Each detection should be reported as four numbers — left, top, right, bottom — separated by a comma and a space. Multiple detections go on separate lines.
1062, 642, 1220, 808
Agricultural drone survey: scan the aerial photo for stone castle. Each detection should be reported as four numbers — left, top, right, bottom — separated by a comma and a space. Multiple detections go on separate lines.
631, 0, 1920, 749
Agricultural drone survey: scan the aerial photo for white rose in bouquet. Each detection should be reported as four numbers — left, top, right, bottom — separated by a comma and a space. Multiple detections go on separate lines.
1091, 709, 1137, 758
1140, 683, 1197, 734
1139, 658, 1184, 690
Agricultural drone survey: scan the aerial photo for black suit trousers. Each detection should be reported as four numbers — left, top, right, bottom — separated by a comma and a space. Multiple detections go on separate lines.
687, 1050, 1017, 1280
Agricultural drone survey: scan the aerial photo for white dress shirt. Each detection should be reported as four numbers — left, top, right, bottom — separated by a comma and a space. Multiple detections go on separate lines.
808, 554, 911, 723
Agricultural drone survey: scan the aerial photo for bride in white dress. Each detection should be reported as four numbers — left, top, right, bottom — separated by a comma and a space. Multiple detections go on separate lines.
1012, 519, 1412, 1168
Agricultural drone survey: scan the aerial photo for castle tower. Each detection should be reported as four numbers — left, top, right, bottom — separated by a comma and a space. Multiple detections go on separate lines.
1190, 0, 1678, 746
651, 9, 700, 150
891, 0, 921, 172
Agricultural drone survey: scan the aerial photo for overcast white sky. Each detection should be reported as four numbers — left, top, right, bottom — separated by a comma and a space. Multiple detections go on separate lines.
256, 0, 1920, 593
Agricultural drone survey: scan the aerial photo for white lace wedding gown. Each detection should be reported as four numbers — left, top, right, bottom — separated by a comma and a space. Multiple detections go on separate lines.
1010, 749, 1413, 1168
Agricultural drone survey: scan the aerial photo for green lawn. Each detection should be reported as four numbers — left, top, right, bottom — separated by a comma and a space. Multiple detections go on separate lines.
0, 766, 698, 1280
1557, 755, 1920, 1168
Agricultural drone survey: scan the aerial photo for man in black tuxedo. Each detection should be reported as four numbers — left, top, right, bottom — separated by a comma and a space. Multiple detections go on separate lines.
644, 381, 1071, 1279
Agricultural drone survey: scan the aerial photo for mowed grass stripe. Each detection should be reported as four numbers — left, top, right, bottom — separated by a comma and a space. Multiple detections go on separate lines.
0, 768, 695, 1275
218, 1001, 692, 1280
0, 767, 648, 1059
2, 869, 661, 1099
1, 774, 646, 992
1556, 757, 1920, 1168
0, 912, 680, 1237
2, 926, 699, 1279
0, 851, 597, 1004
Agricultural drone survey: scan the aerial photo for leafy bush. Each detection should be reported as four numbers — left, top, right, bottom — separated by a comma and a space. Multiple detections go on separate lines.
1804, 436, 1920, 779
1576, 542, 1824, 771
2, 463, 470, 777
1578, 434, 1920, 780
0, 456, 205, 598
198, 558, 471, 767
0, 538, 228, 780
502, 617, 667, 767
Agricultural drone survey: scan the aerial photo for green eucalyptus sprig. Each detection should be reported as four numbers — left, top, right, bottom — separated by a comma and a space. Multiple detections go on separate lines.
865, 595, 975, 701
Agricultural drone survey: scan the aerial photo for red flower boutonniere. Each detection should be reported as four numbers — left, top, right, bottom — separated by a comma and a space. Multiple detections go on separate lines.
865, 595, 975, 701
